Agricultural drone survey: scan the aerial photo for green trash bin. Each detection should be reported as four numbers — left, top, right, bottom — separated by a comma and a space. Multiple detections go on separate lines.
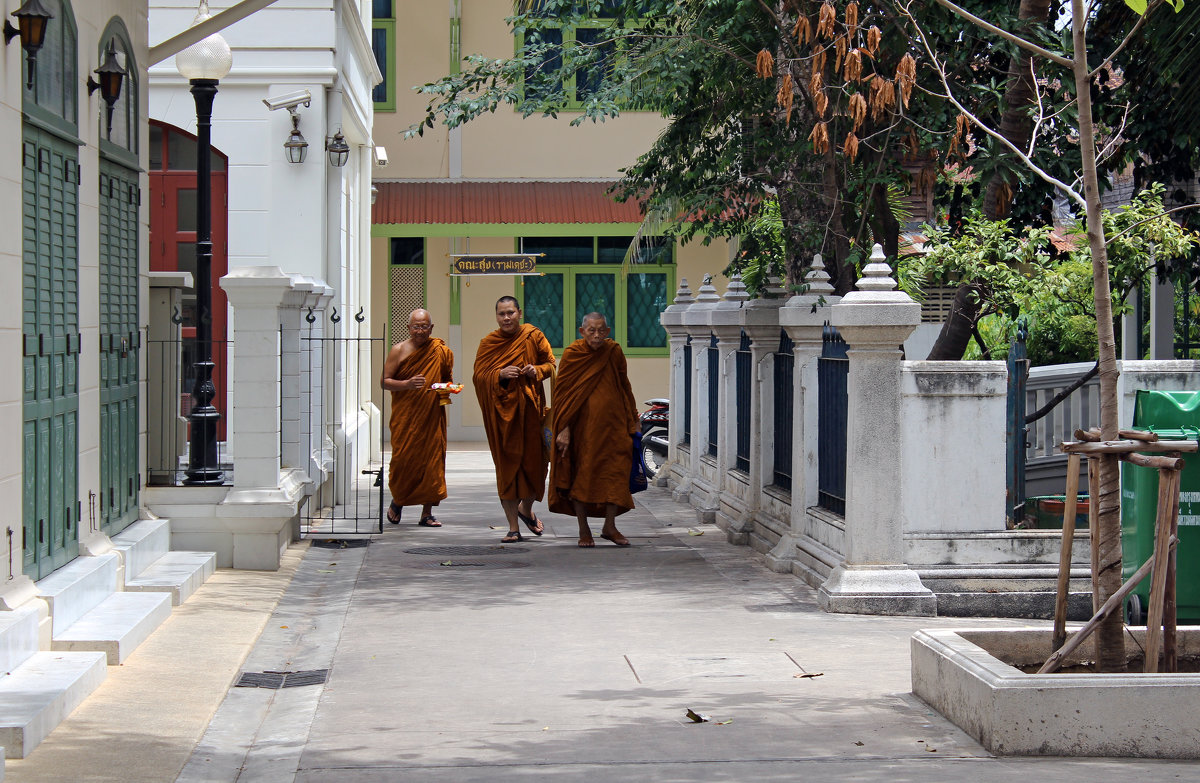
1120, 389, 1200, 624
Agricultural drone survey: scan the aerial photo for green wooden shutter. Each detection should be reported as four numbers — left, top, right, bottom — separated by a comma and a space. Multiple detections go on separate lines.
99, 160, 140, 534
23, 126, 80, 578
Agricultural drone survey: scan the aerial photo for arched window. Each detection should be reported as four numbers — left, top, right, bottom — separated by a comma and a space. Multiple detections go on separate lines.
23, 0, 77, 130
97, 19, 138, 158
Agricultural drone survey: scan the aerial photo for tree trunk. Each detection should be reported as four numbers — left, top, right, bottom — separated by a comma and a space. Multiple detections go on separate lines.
870, 182, 901, 259
928, 0, 1051, 361
926, 283, 983, 360
1072, 0, 1124, 672
821, 145, 855, 295
982, 0, 1052, 219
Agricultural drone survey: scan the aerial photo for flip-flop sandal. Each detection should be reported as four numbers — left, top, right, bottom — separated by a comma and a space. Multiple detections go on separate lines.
386, 502, 402, 524
501, 530, 524, 543
517, 511, 544, 536
418, 516, 442, 527
600, 533, 631, 547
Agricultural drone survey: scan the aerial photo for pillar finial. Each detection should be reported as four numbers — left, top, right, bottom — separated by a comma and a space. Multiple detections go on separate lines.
856, 244, 898, 292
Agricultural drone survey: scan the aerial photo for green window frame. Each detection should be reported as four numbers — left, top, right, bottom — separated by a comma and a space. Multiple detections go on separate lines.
372, 0, 396, 111
516, 236, 673, 357
517, 3, 642, 110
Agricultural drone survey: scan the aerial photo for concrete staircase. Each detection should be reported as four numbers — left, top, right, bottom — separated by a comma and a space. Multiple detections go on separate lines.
0, 605, 107, 759
112, 519, 216, 606
0, 519, 215, 759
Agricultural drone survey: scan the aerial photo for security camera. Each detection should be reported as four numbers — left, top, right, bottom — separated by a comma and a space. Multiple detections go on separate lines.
374, 146, 389, 167
263, 89, 312, 112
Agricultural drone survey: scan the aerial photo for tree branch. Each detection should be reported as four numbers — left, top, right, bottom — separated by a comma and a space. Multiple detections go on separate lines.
930, 0, 1074, 68
1088, 0, 1162, 79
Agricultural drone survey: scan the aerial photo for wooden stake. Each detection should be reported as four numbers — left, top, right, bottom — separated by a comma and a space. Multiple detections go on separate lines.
1165, 469, 1180, 673
1144, 468, 1178, 673
1038, 534, 1176, 674
1052, 453, 1082, 653
1088, 457, 1100, 614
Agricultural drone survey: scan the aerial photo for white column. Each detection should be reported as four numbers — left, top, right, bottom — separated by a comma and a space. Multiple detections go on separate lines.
221, 268, 291, 490
769, 256, 839, 573
660, 278, 693, 492
1150, 266, 1175, 360
821, 245, 935, 615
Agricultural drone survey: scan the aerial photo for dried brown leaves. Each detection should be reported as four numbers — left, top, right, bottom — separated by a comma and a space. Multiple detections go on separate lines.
809, 121, 830, 154
843, 131, 859, 162
868, 73, 895, 120
866, 25, 882, 56
848, 92, 867, 131
777, 73, 795, 123
817, 2, 836, 40
756, 49, 774, 78
844, 48, 862, 82
895, 53, 916, 110
794, 15, 812, 46
845, 1, 859, 40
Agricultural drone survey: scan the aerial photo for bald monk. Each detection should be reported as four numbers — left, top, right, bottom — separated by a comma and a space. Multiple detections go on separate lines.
549, 313, 640, 547
473, 296, 556, 543
380, 309, 454, 527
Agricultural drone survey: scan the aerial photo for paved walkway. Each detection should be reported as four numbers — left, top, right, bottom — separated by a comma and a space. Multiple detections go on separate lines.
8, 451, 1199, 781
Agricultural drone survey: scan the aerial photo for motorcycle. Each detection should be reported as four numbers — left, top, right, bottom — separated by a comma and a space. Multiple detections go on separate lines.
638, 398, 670, 481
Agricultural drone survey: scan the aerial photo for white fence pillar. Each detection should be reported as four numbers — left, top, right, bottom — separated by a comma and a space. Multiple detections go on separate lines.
661, 278, 693, 494
682, 275, 721, 520
822, 245, 935, 615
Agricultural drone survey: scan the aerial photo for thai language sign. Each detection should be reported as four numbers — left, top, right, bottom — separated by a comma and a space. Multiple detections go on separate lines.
450, 254, 539, 275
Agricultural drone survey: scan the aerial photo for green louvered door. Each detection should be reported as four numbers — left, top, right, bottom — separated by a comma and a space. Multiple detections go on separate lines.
22, 127, 80, 579
99, 161, 139, 534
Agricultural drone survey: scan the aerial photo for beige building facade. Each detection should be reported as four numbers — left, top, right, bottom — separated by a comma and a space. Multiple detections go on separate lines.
369, 0, 729, 441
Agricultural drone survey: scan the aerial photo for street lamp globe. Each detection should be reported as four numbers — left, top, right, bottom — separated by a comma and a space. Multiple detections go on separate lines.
175, 1, 231, 81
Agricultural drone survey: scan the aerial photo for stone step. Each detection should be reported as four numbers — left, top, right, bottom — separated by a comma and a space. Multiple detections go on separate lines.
125, 551, 216, 606
111, 519, 170, 581
52, 592, 172, 665
0, 650, 107, 759
35, 554, 120, 637
0, 607, 40, 674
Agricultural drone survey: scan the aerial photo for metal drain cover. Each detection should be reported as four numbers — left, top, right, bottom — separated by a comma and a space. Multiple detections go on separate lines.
403, 545, 529, 556
411, 560, 531, 569
311, 539, 370, 549
236, 669, 330, 689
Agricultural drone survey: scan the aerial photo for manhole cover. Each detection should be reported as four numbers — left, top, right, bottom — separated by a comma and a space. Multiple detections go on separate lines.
311, 539, 370, 549
410, 560, 531, 570
236, 669, 330, 689
403, 545, 529, 556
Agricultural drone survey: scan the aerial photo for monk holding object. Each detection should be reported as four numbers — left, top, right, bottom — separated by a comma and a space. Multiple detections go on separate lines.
380, 309, 455, 527
473, 296, 556, 542
549, 313, 639, 547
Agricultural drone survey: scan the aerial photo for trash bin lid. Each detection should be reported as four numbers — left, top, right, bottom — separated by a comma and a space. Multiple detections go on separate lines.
1132, 389, 1200, 429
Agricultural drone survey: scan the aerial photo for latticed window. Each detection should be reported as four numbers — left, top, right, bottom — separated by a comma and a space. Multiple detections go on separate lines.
518, 235, 673, 355
388, 237, 425, 343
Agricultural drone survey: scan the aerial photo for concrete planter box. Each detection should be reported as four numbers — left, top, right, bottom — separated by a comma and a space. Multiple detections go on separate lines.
911, 626, 1200, 757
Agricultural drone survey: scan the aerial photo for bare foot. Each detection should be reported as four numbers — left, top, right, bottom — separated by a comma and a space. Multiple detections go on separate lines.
600, 530, 630, 547
578, 535, 595, 548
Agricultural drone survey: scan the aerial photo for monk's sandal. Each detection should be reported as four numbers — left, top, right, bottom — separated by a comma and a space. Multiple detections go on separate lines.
501, 530, 524, 543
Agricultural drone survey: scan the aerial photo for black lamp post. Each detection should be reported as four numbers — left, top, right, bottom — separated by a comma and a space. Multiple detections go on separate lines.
4, 0, 53, 90
176, 1, 231, 486
87, 39, 126, 137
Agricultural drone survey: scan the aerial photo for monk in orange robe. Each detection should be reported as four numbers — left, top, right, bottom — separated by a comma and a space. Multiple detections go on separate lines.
473, 296, 556, 543
381, 309, 454, 527
549, 313, 639, 547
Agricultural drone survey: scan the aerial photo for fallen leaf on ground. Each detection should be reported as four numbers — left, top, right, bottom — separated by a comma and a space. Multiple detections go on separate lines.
715, 719, 733, 725
440, 560, 454, 566
854, 741, 864, 746
688, 529, 704, 536
794, 672, 824, 679
280, 626, 289, 629
685, 709, 711, 723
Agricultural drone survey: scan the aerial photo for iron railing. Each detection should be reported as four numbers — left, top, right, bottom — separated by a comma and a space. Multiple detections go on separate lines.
772, 330, 794, 491
817, 322, 848, 514
146, 337, 232, 486
682, 335, 692, 445
734, 331, 751, 472
707, 333, 719, 458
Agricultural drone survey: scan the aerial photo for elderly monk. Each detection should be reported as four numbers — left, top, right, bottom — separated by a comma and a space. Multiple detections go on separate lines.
549, 313, 640, 547
380, 309, 455, 527
473, 296, 556, 543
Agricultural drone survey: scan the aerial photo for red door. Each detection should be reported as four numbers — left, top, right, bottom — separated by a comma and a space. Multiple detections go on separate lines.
148, 121, 229, 440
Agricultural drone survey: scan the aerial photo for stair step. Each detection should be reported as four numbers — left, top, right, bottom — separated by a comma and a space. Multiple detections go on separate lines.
52, 592, 172, 665
36, 554, 120, 636
126, 551, 216, 606
111, 519, 170, 581
0, 650, 107, 758
0, 607, 39, 675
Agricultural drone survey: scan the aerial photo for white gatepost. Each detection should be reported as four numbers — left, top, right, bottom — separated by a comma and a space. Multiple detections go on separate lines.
660, 278, 694, 493
711, 274, 751, 541
741, 276, 786, 553
821, 245, 935, 615
215, 266, 305, 570
681, 276, 722, 518
769, 256, 839, 573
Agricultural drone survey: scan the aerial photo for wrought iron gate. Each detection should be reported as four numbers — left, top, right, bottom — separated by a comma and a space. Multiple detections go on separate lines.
817, 322, 848, 515
299, 310, 386, 536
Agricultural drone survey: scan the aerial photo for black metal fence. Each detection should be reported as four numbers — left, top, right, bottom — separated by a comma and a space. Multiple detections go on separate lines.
146, 337, 233, 486
682, 335, 692, 445
817, 323, 848, 514
734, 331, 751, 472
772, 330, 794, 491
707, 333, 719, 458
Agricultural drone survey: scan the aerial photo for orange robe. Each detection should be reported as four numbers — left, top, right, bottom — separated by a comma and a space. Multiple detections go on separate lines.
387, 338, 454, 506
472, 324, 556, 500
548, 339, 639, 517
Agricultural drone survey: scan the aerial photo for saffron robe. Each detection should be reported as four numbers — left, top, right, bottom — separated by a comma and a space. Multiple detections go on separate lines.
472, 323, 556, 500
387, 338, 454, 506
548, 339, 639, 517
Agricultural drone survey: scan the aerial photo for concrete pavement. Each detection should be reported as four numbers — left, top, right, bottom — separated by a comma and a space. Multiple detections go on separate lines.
8, 450, 1200, 781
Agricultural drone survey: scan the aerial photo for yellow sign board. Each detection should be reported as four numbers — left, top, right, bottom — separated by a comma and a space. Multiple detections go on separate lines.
450, 254, 539, 275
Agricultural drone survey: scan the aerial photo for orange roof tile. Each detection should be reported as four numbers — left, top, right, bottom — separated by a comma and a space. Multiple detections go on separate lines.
372, 180, 644, 225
